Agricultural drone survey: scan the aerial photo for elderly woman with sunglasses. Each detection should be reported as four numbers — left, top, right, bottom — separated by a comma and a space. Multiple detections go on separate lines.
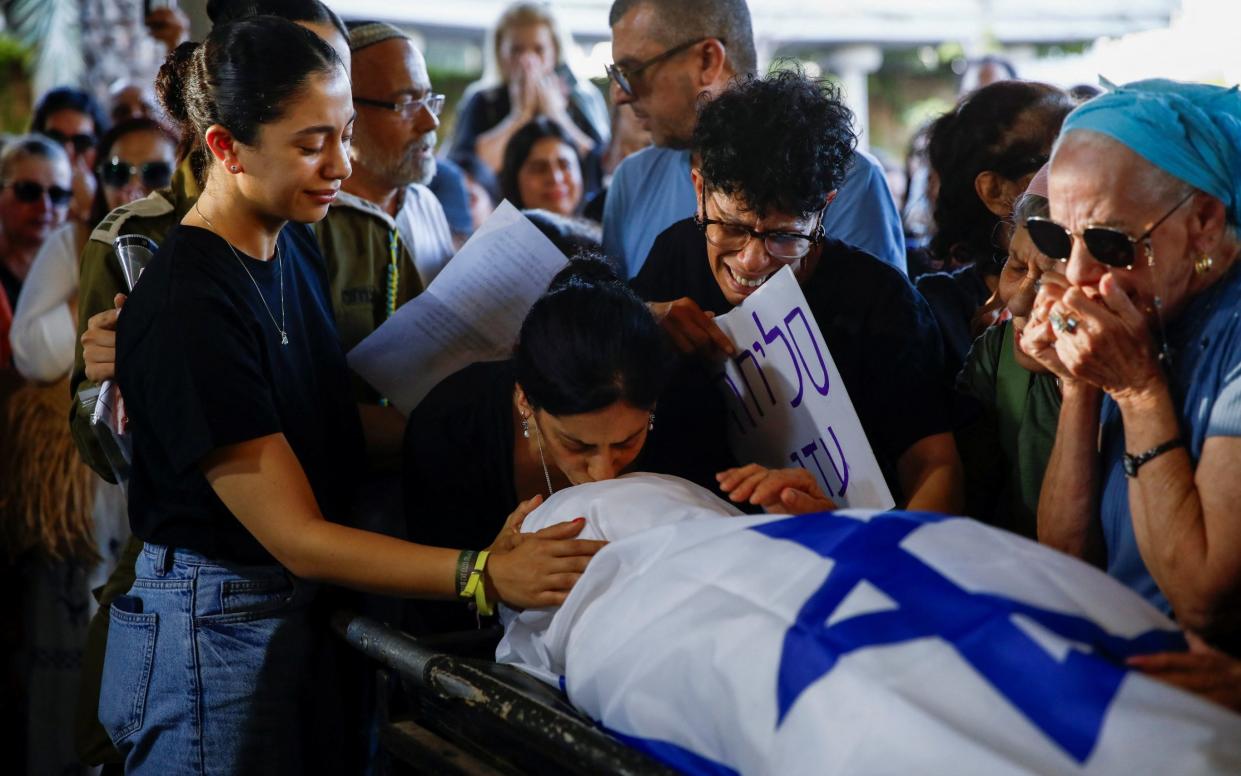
1022, 80, 1241, 649
0, 135, 72, 368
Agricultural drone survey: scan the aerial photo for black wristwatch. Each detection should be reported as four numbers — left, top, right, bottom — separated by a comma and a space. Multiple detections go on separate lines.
1122, 438, 1185, 478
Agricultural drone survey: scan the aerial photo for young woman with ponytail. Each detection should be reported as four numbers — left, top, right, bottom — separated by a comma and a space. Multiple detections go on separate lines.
100, 16, 602, 773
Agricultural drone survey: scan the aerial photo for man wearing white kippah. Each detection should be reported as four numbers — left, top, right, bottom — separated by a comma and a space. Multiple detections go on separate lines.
341, 21, 455, 288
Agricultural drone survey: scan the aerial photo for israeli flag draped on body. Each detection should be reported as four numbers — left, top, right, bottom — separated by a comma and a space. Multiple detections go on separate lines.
498, 474, 1241, 775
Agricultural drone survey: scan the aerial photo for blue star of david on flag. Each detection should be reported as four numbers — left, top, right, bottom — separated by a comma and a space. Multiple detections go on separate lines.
751, 512, 1186, 764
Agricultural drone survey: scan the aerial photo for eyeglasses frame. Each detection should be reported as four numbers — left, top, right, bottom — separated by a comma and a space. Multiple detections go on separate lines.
353, 93, 446, 119
606, 36, 724, 97
694, 184, 827, 263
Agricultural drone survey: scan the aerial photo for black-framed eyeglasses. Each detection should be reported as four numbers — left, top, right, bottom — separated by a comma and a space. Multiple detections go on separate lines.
99, 157, 173, 190
353, 93, 446, 119
1025, 190, 1195, 269
43, 129, 96, 155
606, 36, 723, 97
5, 180, 72, 206
695, 185, 826, 262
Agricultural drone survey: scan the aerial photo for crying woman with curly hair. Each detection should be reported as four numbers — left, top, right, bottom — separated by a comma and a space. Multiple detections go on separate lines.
632, 68, 965, 514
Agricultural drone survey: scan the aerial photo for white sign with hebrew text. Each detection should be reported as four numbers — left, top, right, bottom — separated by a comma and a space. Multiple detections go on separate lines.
712, 266, 894, 510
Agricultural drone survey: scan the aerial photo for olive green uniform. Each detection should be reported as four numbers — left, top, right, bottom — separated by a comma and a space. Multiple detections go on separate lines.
71, 167, 424, 764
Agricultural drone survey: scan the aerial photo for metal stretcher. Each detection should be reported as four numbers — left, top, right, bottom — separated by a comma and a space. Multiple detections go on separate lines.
332, 612, 678, 776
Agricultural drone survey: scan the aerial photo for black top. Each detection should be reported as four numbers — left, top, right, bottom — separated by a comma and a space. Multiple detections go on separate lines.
447, 85, 604, 198
403, 359, 734, 552
402, 358, 733, 632
632, 218, 953, 500
116, 223, 364, 565
916, 263, 993, 380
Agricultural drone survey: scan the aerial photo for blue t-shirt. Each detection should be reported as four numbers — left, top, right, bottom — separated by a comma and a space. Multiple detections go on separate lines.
117, 223, 365, 565
1098, 262, 1241, 613
602, 145, 906, 279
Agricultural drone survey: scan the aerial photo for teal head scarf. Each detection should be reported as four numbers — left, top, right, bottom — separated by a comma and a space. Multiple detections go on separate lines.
1060, 79, 1241, 224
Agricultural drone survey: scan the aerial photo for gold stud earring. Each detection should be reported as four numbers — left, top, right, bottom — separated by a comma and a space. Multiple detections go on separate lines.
1195, 252, 1214, 275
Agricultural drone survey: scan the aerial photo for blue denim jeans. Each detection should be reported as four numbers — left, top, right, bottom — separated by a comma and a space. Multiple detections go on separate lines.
99, 544, 315, 774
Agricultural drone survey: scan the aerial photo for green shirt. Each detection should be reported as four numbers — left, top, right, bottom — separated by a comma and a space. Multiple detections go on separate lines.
955, 321, 1062, 538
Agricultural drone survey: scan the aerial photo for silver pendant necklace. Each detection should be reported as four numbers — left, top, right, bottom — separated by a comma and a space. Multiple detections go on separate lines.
533, 421, 555, 498
194, 201, 289, 346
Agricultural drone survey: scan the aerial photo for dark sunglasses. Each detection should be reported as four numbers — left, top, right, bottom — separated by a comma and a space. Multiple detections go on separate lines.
607, 36, 724, 97
43, 129, 96, 155
1024, 190, 1195, 269
6, 180, 73, 206
99, 157, 174, 190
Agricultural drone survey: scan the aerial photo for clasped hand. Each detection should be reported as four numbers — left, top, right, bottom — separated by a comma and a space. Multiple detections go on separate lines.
1020, 274, 1163, 398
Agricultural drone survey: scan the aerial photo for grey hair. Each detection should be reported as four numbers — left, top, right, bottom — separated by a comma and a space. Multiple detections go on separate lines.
608, 0, 757, 77
1053, 128, 1241, 246
1052, 129, 1193, 208
1012, 192, 1049, 225
0, 133, 69, 184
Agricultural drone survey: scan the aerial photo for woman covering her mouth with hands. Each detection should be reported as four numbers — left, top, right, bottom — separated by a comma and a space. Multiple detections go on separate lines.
1020, 79, 1241, 651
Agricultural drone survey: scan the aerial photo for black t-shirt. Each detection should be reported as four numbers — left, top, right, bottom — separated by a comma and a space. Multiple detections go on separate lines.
632, 218, 952, 500
916, 262, 993, 380
116, 223, 365, 565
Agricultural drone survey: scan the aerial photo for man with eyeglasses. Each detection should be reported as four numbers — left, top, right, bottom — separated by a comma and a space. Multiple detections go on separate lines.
342, 21, 455, 290
603, 0, 906, 280
632, 72, 963, 514
0, 136, 73, 358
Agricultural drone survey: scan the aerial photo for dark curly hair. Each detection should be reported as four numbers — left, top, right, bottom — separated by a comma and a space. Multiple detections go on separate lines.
928, 80, 1072, 270
692, 69, 856, 219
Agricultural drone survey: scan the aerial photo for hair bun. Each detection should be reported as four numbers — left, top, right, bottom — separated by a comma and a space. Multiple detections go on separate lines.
155, 41, 200, 124
547, 255, 621, 293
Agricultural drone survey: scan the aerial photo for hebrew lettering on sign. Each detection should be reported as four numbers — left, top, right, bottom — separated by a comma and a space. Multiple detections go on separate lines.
711, 267, 894, 510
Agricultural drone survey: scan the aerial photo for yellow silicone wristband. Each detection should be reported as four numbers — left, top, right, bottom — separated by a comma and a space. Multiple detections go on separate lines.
472, 550, 493, 616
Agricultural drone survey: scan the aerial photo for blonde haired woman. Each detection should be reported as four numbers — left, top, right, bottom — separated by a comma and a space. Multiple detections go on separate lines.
449, 1, 608, 191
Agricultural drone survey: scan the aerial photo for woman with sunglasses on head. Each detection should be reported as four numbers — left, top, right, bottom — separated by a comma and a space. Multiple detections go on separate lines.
1022, 80, 1241, 653
0, 135, 72, 368
100, 16, 600, 774
633, 71, 963, 514
11, 119, 175, 383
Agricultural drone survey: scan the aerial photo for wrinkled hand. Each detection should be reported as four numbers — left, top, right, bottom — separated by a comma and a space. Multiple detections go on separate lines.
1022, 274, 1162, 399
82, 293, 125, 383
486, 518, 606, 609
1127, 633, 1241, 713
717, 464, 837, 514
145, 7, 189, 52
648, 297, 735, 358
488, 494, 544, 554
